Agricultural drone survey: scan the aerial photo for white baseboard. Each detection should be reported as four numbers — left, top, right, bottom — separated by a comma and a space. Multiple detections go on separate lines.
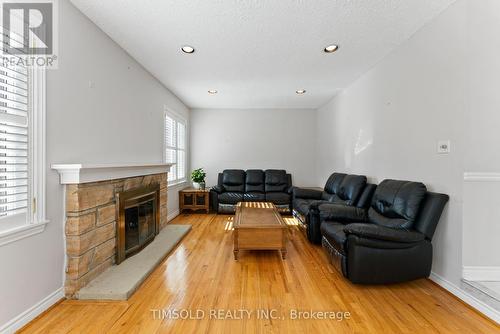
429, 272, 500, 324
463, 266, 500, 281
0, 287, 64, 334
167, 209, 180, 222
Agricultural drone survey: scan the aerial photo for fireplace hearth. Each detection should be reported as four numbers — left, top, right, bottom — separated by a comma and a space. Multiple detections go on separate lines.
116, 184, 160, 264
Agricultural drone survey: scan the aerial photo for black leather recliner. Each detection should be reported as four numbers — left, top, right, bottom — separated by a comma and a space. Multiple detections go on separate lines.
292, 173, 376, 244
264, 170, 293, 212
320, 179, 449, 284
211, 169, 292, 213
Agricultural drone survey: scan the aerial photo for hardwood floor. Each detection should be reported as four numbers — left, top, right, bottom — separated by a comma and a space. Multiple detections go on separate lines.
21, 214, 499, 333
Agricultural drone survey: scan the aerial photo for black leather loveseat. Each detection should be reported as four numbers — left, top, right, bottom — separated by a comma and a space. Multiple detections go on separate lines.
292, 173, 376, 244
320, 179, 449, 284
210, 169, 292, 213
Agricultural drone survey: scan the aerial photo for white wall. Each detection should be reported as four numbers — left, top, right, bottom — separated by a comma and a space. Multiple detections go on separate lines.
0, 1, 189, 331
316, 0, 466, 288
462, 0, 500, 269
190, 108, 317, 187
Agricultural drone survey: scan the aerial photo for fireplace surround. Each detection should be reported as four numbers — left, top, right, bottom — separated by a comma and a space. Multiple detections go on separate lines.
52, 164, 172, 297
61, 173, 167, 297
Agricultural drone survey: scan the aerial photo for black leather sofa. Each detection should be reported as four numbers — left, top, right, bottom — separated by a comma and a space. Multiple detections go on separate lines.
292, 173, 376, 244
319, 179, 449, 284
210, 169, 292, 213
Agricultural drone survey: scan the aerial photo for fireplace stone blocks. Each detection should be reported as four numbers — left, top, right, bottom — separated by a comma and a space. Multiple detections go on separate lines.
65, 212, 96, 236
66, 222, 115, 256
64, 172, 168, 297
97, 204, 116, 226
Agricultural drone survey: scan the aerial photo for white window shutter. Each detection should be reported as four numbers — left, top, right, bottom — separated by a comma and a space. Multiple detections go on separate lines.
0, 61, 29, 220
165, 112, 187, 184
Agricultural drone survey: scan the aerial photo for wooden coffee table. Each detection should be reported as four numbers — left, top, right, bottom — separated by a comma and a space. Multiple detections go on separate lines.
233, 202, 288, 260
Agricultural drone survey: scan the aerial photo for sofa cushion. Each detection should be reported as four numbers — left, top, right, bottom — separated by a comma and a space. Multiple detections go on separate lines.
222, 169, 245, 192
320, 222, 348, 255
218, 192, 244, 205
323, 173, 347, 196
244, 192, 266, 202
336, 175, 367, 205
356, 184, 378, 209
265, 192, 291, 205
369, 180, 427, 229
245, 169, 265, 193
265, 170, 289, 192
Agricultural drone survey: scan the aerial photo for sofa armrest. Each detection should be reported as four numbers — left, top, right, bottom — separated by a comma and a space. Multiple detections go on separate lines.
293, 187, 323, 200
210, 185, 223, 194
308, 200, 330, 210
318, 203, 367, 223
343, 223, 425, 243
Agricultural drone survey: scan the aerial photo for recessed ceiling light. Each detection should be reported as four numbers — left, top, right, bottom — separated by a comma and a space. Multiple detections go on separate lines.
324, 44, 339, 53
208, 90, 218, 94
181, 45, 195, 54
296, 89, 306, 94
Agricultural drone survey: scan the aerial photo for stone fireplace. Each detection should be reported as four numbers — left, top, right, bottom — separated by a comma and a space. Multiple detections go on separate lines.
52, 163, 171, 297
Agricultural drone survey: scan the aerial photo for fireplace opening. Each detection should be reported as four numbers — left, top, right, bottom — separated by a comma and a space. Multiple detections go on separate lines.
116, 184, 160, 264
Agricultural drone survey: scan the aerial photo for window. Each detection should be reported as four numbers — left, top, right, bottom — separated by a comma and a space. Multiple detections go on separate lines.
164, 110, 187, 185
0, 52, 47, 244
0, 63, 29, 223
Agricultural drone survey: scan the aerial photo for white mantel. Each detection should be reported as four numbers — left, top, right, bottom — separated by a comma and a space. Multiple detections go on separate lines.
51, 163, 174, 184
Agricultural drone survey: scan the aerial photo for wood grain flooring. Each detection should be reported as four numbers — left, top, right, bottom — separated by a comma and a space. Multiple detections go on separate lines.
20, 213, 500, 333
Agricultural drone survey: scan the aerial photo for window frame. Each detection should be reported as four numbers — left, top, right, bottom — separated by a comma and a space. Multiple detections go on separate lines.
0, 67, 48, 247
164, 107, 187, 186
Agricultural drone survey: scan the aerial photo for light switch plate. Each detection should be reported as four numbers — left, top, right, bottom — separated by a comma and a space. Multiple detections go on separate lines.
437, 140, 451, 154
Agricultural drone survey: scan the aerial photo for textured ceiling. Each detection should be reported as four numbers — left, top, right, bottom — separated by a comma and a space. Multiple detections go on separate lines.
70, 0, 456, 109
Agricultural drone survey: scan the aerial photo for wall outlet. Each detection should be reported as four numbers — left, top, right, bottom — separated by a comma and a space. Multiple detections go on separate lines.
437, 140, 451, 154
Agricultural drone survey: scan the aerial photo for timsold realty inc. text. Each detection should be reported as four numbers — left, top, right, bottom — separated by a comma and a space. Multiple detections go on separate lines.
150, 309, 351, 321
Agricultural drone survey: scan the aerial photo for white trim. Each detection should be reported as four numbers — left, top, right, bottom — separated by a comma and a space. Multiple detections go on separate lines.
429, 272, 500, 324
62, 186, 68, 292
164, 107, 188, 185
164, 106, 186, 123
167, 208, 180, 222
168, 179, 188, 187
168, 181, 189, 189
51, 163, 173, 184
0, 287, 64, 333
0, 221, 48, 247
31, 67, 47, 225
463, 266, 500, 281
464, 172, 500, 182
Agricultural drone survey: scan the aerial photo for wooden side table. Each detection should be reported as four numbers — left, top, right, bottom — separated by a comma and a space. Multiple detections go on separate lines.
179, 188, 210, 213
